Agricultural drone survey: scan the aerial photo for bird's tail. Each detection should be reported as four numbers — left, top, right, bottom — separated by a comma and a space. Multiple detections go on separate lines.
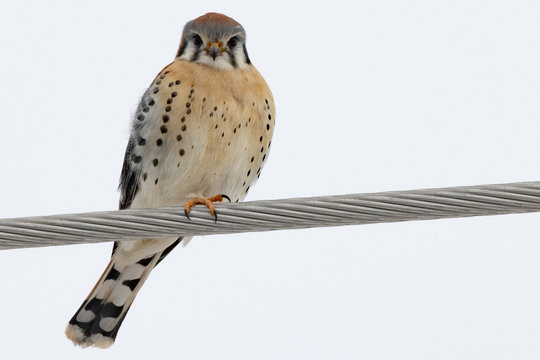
65, 253, 159, 348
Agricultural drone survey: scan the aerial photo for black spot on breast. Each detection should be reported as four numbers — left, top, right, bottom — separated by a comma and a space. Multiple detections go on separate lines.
137, 137, 146, 146
162, 115, 169, 123
148, 99, 155, 106
165, 106, 171, 112
268, 114, 272, 120
156, 139, 163, 146
176, 134, 182, 141
247, 170, 251, 176
261, 147, 264, 153
267, 124, 270, 130
186, 108, 192, 114
152, 159, 159, 167
137, 114, 145, 121
153, 87, 159, 94
155, 178, 159, 185
179, 149, 185, 156
186, 102, 191, 108
251, 156, 254, 162
132, 155, 142, 164
181, 116, 186, 123
142, 107, 149, 113
160, 125, 168, 134
168, 82, 174, 87
171, 92, 177, 97
176, 80, 181, 85
143, 172, 148, 181
259, 136, 263, 142
167, 99, 173, 105
181, 125, 187, 131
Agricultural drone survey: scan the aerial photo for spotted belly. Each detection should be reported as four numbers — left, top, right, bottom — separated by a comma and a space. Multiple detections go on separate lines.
126, 62, 275, 209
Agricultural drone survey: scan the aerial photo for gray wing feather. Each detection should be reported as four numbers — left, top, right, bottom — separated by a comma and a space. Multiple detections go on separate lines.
114, 84, 183, 258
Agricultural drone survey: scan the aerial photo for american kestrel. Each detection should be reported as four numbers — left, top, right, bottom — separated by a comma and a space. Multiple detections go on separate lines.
65, 12, 275, 348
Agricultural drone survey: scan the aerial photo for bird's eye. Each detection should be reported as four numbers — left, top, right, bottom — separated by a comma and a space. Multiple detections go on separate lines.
227, 36, 238, 48
192, 34, 203, 46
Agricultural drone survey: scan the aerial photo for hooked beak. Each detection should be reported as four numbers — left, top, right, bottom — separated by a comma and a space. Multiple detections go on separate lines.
207, 42, 223, 60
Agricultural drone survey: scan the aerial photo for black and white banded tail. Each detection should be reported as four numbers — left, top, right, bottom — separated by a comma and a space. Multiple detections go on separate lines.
66, 239, 181, 348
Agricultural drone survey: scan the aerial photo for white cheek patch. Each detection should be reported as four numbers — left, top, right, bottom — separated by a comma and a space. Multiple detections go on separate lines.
178, 43, 197, 61
178, 39, 250, 70
231, 47, 250, 69
196, 54, 235, 69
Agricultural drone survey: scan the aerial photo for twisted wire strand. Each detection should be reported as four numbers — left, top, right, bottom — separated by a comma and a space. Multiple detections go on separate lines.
1, 181, 540, 250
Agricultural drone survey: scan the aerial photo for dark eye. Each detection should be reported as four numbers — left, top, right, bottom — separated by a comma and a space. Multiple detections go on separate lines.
227, 36, 238, 48
192, 34, 203, 46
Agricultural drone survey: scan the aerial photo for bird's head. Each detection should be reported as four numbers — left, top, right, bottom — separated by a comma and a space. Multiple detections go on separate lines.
176, 13, 251, 70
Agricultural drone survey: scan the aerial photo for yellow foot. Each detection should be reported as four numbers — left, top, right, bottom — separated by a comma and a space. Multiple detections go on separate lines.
184, 194, 231, 222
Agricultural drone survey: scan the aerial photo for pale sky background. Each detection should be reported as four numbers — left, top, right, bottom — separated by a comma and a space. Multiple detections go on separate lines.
0, 0, 540, 359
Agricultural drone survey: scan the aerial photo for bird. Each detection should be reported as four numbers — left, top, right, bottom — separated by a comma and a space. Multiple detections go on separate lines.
65, 12, 275, 348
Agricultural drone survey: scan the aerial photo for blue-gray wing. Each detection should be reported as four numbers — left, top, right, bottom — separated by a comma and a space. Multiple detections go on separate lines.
118, 136, 140, 211
114, 86, 182, 257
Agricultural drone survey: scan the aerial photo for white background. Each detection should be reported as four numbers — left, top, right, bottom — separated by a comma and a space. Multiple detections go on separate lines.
0, 0, 539, 359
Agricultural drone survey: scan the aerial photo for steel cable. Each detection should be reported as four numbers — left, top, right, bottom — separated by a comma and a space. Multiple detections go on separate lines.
1, 181, 539, 250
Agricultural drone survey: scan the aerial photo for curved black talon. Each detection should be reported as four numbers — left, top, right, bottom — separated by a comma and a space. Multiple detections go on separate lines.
222, 194, 231, 202
213, 210, 218, 223
184, 209, 191, 220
